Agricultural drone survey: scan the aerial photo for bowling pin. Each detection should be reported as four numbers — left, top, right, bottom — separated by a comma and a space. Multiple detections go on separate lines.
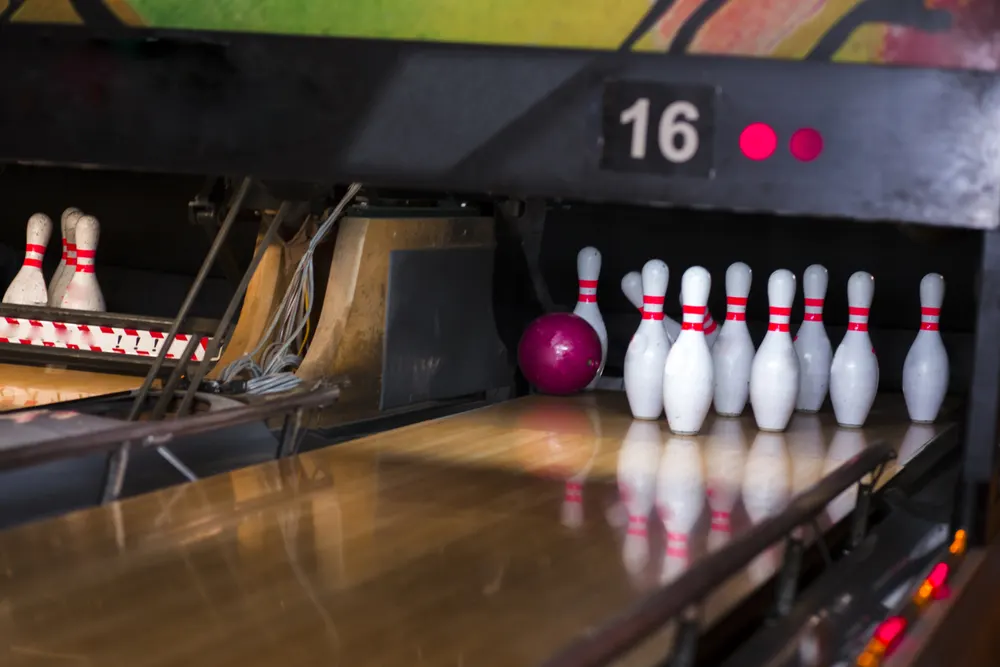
574, 247, 607, 390
657, 436, 705, 584
830, 272, 879, 428
624, 261, 671, 420
903, 274, 948, 424
49, 208, 84, 307
703, 310, 720, 349
663, 267, 714, 435
3, 213, 52, 306
60, 215, 105, 312
712, 262, 754, 417
794, 264, 832, 412
749, 270, 800, 432
617, 420, 663, 575
621, 271, 681, 343
705, 418, 748, 552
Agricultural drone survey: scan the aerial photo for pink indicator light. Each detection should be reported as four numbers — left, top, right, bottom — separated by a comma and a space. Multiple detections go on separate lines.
739, 123, 777, 161
790, 128, 824, 162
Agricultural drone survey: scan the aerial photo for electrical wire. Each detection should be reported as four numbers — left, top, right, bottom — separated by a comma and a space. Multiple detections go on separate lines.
220, 183, 362, 394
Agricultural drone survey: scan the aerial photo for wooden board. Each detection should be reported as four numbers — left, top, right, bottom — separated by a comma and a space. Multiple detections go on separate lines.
0, 392, 953, 667
0, 363, 139, 411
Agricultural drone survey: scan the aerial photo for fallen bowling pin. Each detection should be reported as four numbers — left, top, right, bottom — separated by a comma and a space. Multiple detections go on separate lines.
59, 215, 105, 312
621, 270, 681, 342
902, 274, 948, 424
49, 208, 83, 307
3, 213, 52, 306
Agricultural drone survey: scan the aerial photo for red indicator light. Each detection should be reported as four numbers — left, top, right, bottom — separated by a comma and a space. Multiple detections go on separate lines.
926, 562, 949, 588
790, 128, 824, 162
874, 616, 907, 652
740, 123, 777, 161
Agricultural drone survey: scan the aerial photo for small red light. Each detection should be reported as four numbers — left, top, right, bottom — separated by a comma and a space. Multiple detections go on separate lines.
926, 562, 949, 588
790, 128, 823, 162
740, 123, 777, 161
874, 616, 907, 652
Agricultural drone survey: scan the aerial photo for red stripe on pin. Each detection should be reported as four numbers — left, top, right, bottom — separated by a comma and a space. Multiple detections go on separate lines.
921, 322, 939, 331
643, 296, 665, 305
22, 259, 41, 268
921, 307, 941, 317
804, 313, 822, 321
578, 279, 597, 288
643, 311, 665, 321
76, 249, 96, 258
25, 244, 45, 253
77, 265, 95, 273
804, 298, 824, 307
848, 306, 869, 317
682, 305, 707, 315
726, 312, 746, 321
769, 307, 792, 316
768, 322, 790, 332
848, 322, 868, 332
682, 321, 704, 331
577, 294, 596, 302
726, 297, 747, 306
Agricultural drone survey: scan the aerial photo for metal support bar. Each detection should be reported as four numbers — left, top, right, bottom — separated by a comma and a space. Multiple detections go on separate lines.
665, 607, 700, 667
773, 536, 805, 619
811, 518, 833, 568
963, 227, 1000, 546
99, 176, 253, 504
173, 201, 295, 419
850, 476, 876, 550
277, 407, 306, 459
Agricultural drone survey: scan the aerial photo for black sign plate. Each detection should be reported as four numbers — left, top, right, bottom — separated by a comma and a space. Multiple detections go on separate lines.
601, 81, 717, 178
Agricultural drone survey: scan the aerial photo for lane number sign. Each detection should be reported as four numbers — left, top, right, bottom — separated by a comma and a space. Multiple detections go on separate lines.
601, 81, 716, 177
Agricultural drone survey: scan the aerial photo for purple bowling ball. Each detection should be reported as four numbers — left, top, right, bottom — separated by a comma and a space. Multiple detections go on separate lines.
518, 313, 602, 395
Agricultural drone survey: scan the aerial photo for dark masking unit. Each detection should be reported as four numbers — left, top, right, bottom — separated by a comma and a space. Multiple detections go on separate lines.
0, 3, 997, 667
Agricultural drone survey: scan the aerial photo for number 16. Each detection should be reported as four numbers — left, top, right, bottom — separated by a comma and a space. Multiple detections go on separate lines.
619, 98, 700, 163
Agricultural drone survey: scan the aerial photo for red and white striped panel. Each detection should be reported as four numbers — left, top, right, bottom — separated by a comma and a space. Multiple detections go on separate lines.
0, 317, 220, 362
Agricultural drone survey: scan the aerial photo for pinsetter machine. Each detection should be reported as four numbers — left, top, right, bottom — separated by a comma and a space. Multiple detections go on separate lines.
0, 2, 997, 666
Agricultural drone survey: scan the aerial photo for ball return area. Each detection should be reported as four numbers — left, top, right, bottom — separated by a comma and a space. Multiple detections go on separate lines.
0, 14, 999, 667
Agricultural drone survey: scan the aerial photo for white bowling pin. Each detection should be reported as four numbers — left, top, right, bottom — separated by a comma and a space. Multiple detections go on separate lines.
903, 274, 948, 424
657, 436, 705, 584
624, 261, 671, 420
830, 272, 879, 428
749, 270, 800, 432
663, 267, 715, 435
49, 209, 84, 307
3, 213, 52, 306
703, 309, 720, 349
622, 270, 681, 343
712, 262, 754, 417
794, 264, 832, 412
618, 420, 663, 574
48, 207, 80, 305
574, 247, 607, 390
60, 215, 105, 312
705, 418, 748, 552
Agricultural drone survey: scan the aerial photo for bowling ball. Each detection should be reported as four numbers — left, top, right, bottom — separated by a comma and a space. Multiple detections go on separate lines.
518, 313, 602, 395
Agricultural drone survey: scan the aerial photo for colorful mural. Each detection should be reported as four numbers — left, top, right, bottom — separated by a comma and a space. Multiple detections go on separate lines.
3, 0, 1000, 71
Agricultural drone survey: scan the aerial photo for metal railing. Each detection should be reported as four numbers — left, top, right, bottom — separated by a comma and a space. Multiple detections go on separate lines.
0, 383, 341, 473
540, 441, 896, 667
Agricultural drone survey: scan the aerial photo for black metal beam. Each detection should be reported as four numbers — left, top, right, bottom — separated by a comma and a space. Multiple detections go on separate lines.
0, 27, 998, 228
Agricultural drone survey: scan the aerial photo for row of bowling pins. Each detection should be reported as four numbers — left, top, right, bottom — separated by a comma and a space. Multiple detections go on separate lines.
2, 208, 105, 311
611, 417, 933, 583
619, 261, 947, 433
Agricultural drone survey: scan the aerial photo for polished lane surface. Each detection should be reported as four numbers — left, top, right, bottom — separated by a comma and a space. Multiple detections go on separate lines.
0, 392, 952, 667
0, 363, 138, 410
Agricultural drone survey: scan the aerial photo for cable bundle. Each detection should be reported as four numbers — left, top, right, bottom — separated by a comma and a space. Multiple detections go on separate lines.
220, 183, 362, 394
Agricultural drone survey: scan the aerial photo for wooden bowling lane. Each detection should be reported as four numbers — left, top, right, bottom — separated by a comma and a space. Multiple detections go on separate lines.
0, 392, 954, 667
0, 363, 139, 411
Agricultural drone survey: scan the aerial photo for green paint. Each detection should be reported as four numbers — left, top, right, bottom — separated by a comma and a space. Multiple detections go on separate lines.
126, 0, 651, 49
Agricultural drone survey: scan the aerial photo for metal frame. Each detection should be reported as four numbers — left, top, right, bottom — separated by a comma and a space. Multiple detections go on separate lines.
1, 26, 999, 229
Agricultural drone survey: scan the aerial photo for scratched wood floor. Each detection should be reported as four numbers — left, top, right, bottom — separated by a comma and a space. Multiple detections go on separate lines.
0, 392, 953, 667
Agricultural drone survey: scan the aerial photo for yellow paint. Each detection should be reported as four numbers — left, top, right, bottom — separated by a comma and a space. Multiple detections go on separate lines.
106, 0, 145, 26
832, 23, 888, 65
770, 0, 866, 59
11, 0, 82, 24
